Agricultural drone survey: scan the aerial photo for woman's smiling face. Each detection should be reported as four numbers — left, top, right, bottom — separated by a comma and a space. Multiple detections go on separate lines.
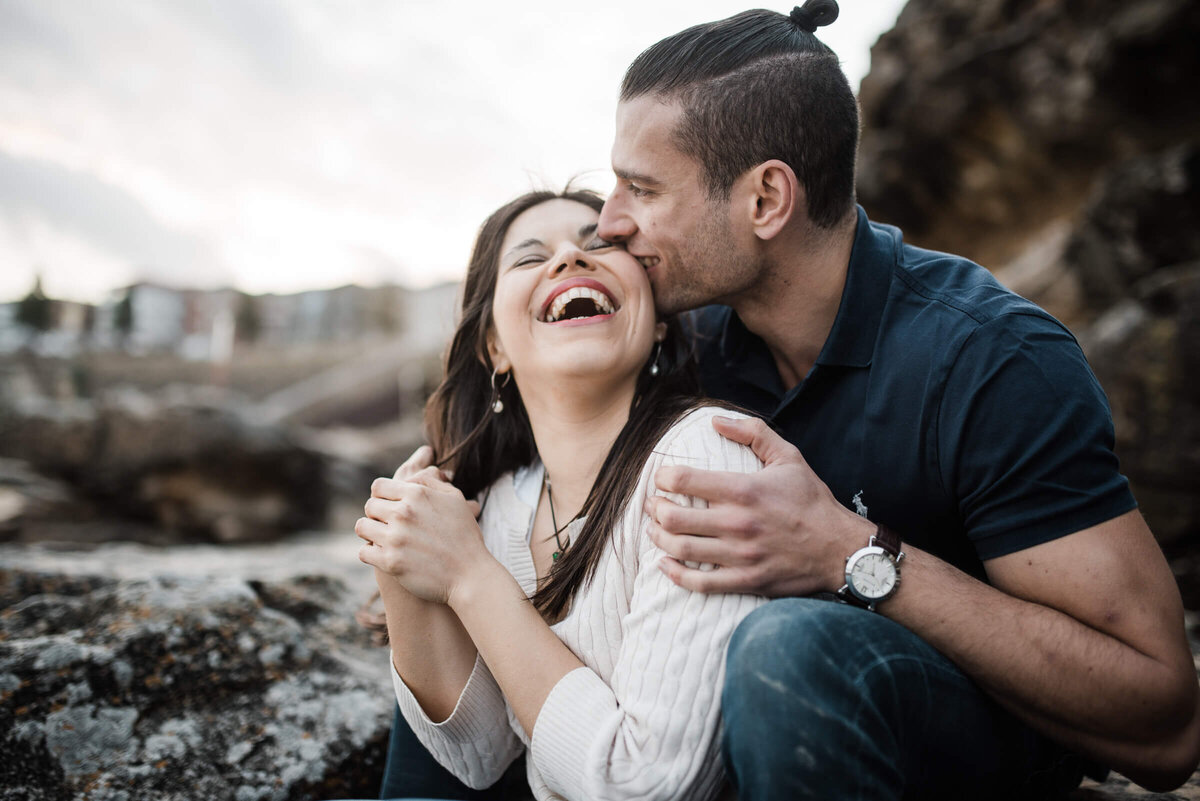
487, 198, 662, 393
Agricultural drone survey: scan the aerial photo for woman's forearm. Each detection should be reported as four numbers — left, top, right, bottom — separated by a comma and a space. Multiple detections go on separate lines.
376, 567, 478, 722
448, 559, 584, 737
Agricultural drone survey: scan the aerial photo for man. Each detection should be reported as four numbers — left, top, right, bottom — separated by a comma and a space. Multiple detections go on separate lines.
377, 4, 1200, 800
592, 3, 1200, 799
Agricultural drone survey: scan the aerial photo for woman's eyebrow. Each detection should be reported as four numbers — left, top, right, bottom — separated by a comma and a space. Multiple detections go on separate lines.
504, 225, 599, 261
503, 238, 542, 259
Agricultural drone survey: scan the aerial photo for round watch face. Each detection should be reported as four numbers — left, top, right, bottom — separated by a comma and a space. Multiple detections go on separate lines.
849, 551, 897, 599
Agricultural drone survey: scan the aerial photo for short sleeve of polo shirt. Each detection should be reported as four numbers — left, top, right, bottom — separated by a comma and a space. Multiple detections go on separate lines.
937, 312, 1137, 561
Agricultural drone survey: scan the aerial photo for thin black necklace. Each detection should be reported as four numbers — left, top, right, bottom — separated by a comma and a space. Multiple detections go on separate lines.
543, 474, 572, 562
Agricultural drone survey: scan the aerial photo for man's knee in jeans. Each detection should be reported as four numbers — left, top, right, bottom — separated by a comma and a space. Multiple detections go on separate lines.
724, 597, 899, 701
721, 598, 1078, 800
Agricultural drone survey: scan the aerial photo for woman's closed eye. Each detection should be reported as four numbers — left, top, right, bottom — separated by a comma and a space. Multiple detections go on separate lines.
513, 253, 547, 268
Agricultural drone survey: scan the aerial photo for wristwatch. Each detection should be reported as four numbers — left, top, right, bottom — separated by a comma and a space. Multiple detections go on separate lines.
837, 524, 904, 612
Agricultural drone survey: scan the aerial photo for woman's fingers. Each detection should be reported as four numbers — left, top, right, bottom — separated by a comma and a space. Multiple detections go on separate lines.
355, 515, 388, 544
408, 465, 453, 489
364, 496, 405, 523
371, 476, 405, 501
372, 469, 454, 502
392, 445, 434, 480
358, 540, 387, 570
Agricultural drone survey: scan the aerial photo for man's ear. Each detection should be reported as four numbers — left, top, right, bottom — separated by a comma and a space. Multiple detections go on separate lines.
486, 329, 511, 374
736, 159, 800, 241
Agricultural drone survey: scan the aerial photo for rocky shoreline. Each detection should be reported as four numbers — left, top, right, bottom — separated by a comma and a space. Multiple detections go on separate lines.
0, 534, 391, 801
2, 535, 1198, 800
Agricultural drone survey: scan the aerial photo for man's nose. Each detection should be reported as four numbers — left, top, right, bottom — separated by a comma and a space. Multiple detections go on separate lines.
598, 194, 635, 243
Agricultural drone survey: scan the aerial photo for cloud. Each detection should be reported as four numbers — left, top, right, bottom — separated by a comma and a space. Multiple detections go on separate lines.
0, 0, 906, 303
0, 149, 225, 286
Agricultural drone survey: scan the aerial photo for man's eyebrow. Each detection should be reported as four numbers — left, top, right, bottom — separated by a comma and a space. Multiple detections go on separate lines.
613, 167, 660, 186
503, 238, 542, 260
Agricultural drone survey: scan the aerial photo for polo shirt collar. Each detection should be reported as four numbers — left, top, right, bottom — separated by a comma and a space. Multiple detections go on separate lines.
813, 205, 897, 368
717, 206, 898, 371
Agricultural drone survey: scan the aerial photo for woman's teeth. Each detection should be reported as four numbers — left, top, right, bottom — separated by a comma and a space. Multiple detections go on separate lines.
545, 286, 615, 322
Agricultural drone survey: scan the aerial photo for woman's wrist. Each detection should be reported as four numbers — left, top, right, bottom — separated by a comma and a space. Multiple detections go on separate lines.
448, 556, 520, 616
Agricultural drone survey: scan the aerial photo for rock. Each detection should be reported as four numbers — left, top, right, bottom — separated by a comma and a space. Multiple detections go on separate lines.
0, 388, 329, 543
857, 0, 1200, 274
1063, 143, 1200, 319
0, 458, 79, 539
0, 558, 391, 801
1080, 263, 1200, 547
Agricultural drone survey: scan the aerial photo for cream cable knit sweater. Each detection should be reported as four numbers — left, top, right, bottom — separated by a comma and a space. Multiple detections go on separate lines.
390, 407, 766, 801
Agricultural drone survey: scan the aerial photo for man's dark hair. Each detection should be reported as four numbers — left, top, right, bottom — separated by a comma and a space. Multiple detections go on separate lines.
620, 1, 859, 228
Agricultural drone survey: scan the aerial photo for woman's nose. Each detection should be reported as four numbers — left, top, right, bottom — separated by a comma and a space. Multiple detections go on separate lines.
547, 247, 595, 276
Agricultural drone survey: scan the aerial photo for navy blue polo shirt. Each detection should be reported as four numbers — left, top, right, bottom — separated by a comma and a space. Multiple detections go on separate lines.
689, 207, 1136, 581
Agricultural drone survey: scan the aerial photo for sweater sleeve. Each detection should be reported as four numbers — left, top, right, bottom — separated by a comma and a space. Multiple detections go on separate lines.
529, 408, 767, 801
391, 652, 523, 790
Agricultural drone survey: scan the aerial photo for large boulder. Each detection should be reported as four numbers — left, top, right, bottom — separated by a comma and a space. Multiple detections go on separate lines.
0, 389, 329, 544
0, 545, 390, 801
857, 0, 1200, 275
1082, 263, 1200, 548
1063, 144, 1200, 317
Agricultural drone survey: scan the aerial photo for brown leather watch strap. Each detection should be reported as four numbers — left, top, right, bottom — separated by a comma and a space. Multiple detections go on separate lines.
872, 523, 902, 558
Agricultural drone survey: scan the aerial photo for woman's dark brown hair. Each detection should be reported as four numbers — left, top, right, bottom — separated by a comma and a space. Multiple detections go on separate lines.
424, 187, 708, 619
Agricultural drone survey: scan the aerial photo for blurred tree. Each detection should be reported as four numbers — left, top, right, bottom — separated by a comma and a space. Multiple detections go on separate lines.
236, 293, 262, 344
368, 288, 401, 335
15, 273, 51, 334
114, 288, 134, 345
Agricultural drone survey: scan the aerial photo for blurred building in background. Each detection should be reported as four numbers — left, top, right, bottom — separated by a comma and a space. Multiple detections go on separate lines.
0, 280, 458, 360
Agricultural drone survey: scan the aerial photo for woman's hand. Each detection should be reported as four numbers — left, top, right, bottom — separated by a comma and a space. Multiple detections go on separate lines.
356, 465, 488, 605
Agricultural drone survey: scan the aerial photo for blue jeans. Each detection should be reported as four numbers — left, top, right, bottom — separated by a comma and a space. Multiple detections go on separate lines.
376, 598, 1097, 800
721, 598, 1099, 800
376, 703, 530, 801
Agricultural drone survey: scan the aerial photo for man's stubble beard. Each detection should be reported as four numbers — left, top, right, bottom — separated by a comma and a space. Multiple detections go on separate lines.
652, 209, 760, 316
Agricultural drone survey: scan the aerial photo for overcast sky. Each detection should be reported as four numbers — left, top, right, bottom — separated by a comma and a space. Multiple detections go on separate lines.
0, 0, 907, 304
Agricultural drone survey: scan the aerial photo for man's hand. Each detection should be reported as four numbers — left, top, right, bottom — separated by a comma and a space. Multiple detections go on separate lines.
648, 415, 873, 596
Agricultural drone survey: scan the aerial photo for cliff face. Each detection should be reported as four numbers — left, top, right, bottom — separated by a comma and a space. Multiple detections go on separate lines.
856, 0, 1200, 551
858, 0, 1200, 279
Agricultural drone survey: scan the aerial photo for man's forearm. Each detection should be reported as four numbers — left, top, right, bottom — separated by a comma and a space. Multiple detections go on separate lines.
883, 544, 1200, 789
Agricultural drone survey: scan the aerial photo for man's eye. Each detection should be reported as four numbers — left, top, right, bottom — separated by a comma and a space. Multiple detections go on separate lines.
627, 183, 648, 198
585, 238, 615, 251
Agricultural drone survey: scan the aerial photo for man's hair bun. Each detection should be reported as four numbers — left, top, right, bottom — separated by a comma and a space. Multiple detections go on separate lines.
790, 0, 839, 33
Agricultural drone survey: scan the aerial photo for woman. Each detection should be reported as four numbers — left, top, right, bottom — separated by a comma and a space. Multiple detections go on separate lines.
355, 188, 764, 801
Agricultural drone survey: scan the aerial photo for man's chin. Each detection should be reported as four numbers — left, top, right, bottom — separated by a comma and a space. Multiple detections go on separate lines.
652, 286, 707, 317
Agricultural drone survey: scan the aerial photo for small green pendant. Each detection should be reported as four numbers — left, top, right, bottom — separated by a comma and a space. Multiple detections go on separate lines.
552, 551, 562, 562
